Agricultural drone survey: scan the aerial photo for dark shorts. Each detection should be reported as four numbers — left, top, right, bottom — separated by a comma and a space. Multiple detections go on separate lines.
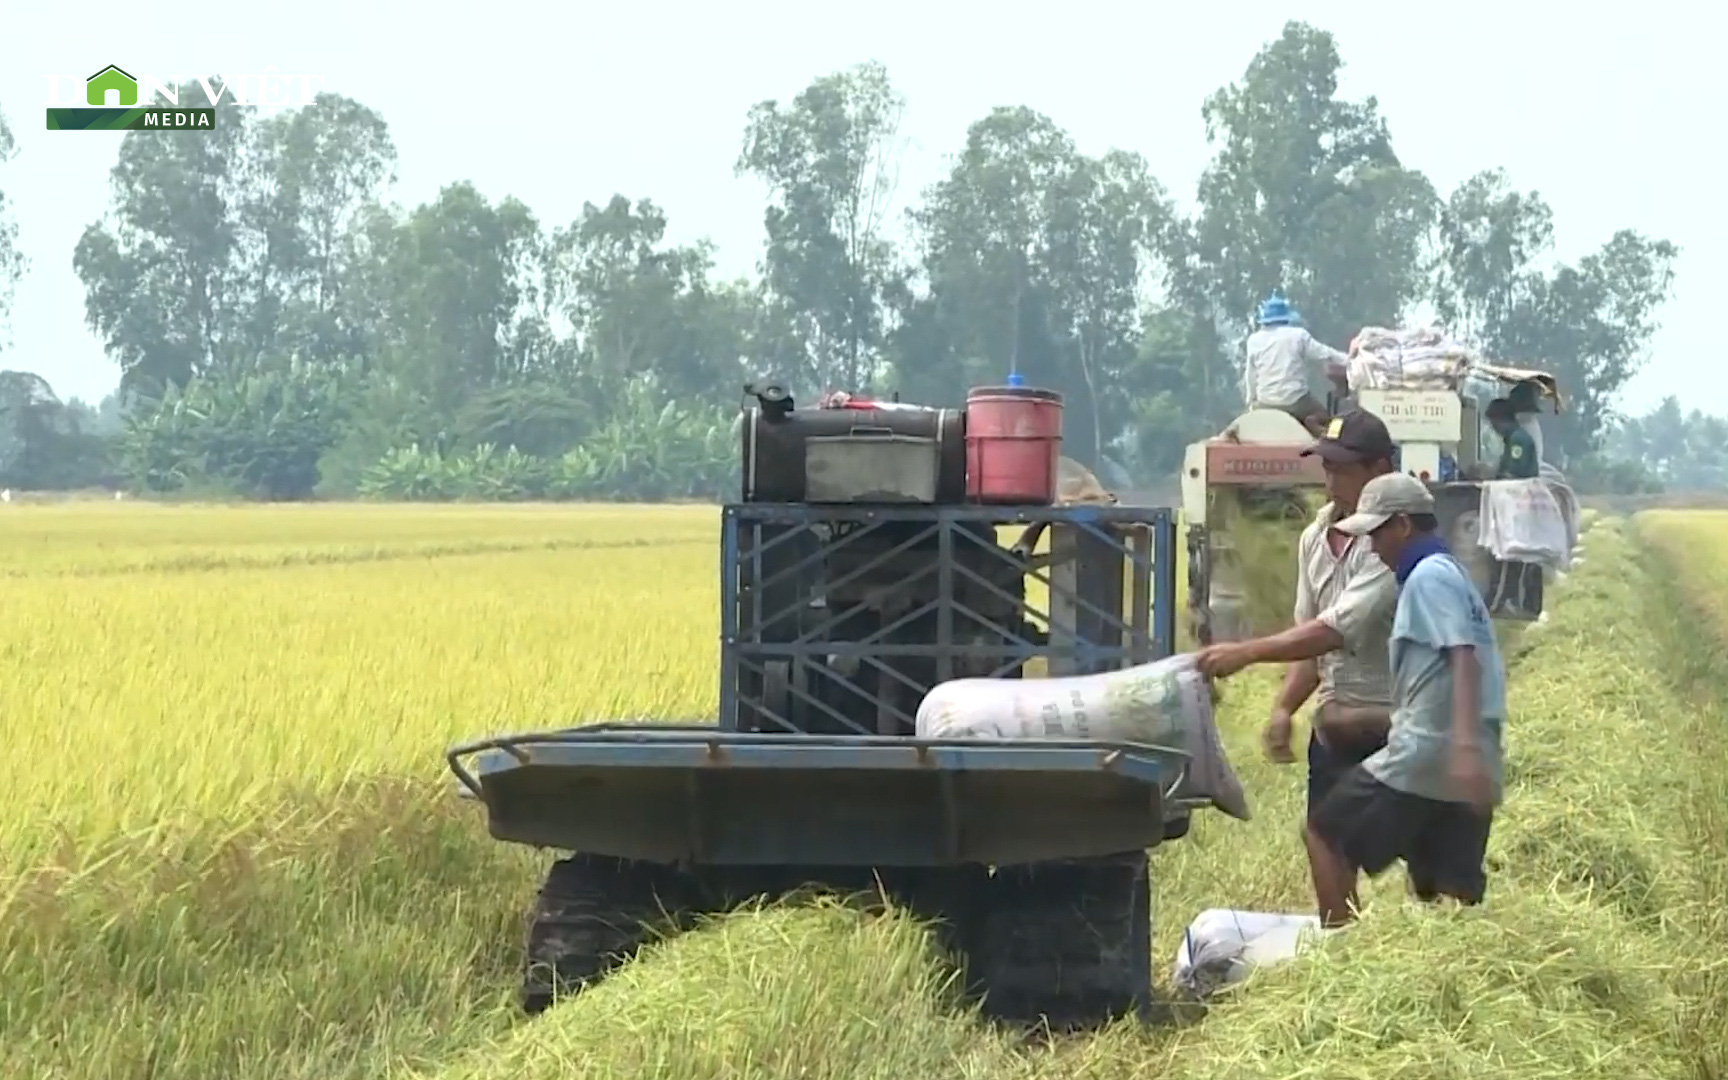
1306, 728, 1385, 815
1275, 394, 1328, 428
1308, 765, 1493, 904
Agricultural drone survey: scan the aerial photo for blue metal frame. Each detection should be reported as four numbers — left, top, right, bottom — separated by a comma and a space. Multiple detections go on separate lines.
447, 725, 1193, 866
719, 503, 1179, 736
449, 727, 1190, 794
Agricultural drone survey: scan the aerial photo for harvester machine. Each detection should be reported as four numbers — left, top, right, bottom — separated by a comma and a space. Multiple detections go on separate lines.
1181, 366, 1563, 644
449, 380, 1206, 1030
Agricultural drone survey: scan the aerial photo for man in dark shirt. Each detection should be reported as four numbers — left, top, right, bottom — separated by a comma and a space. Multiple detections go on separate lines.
1486, 399, 1539, 479
1481, 398, 1543, 616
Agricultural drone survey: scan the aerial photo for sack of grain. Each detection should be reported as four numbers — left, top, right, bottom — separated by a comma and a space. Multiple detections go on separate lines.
913, 655, 1250, 820
1172, 909, 1331, 997
1347, 325, 1477, 391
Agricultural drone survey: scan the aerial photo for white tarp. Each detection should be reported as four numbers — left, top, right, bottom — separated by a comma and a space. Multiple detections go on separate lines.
1540, 463, 1580, 563
1172, 909, 1333, 997
1479, 477, 1572, 569
914, 654, 1251, 820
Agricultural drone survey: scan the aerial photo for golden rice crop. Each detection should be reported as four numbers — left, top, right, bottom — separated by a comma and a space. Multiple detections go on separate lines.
1641, 509, 1728, 646
0, 503, 1724, 1080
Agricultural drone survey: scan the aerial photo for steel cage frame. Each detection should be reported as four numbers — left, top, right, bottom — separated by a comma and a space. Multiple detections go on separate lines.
718, 503, 1179, 736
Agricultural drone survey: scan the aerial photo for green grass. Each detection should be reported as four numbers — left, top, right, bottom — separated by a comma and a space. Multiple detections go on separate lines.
419, 514, 1728, 1080
2, 507, 1726, 1079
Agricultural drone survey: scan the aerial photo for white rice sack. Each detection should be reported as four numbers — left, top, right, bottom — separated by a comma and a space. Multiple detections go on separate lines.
914, 655, 1250, 820
1173, 909, 1331, 998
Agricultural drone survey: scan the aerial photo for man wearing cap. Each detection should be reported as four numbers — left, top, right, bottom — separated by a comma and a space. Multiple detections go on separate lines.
1484, 399, 1540, 480
1303, 472, 1506, 926
1195, 410, 1399, 818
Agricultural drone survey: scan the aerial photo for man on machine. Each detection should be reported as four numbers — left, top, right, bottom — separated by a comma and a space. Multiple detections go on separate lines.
1194, 410, 1399, 817
1243, 292, 1352, 438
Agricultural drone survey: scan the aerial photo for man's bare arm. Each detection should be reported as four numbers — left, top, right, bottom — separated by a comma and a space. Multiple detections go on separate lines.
1200, 556, 1371, 679
1275, 657, 1320, 715
1448, 646, 1480, 749
1235, 621, 1346, 669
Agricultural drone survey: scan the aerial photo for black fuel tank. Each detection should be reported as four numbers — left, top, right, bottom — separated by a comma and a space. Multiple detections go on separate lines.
740, 406, 968, 503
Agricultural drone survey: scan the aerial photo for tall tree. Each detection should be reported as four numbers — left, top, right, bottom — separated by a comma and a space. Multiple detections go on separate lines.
0, 105, 24, 352
902, 107, 1172, 467
0, 371, 64, 485
243, 93, 397, 365
547, 195, 750, 401
1121, 305, 1239, 479
1041, 150, 1172, 464
74, 82, 256, 395
1183, 22, 1438, 348
738, 61, 909, 391
347, 182, 543, 415
0, 371, 113, 490
906, 106, 1079, 400
1435, 169, 1678, 461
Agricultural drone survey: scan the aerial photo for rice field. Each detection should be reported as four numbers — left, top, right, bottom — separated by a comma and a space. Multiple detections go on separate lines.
1642, 509, 1728, 647
1, 502, 1725, 1080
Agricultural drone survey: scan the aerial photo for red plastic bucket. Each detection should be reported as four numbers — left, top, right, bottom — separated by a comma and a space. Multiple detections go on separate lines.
965, 386, 1064, 504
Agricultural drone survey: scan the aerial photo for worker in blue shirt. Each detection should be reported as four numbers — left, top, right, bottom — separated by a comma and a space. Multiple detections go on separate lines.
1302, 472, 1507, 928
1486, 398, 1539, 479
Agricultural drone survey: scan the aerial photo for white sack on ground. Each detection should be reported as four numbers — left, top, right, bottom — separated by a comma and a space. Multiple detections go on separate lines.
913, 655, 1250, 820
1172, 909, 1331, 998
1478, 478, 1571, 569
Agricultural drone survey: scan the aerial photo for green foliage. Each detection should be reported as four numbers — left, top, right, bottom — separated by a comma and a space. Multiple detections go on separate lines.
738, 61, 910, 392
901, 107, 1174, 467
355, 378, 737, 503
116, 362, 350, 499
1435, 169, 1680, 463
1568, 453, 1665, 496
357, 444, 547, 501
1, 29, 1705, 497
1182, 22, 1440, 345
0, 372, 115, 489
1599, 397, 1728, 493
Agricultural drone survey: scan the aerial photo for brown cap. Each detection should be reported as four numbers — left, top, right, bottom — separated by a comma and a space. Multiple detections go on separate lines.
1301, 409, 1394, 465
1334, 473, 1436, 535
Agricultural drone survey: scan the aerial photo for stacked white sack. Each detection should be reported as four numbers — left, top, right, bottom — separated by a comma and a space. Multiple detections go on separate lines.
1347, 325, 1478, 391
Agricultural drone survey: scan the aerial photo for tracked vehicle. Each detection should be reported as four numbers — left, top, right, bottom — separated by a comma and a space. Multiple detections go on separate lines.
448, 380, 1206, 1029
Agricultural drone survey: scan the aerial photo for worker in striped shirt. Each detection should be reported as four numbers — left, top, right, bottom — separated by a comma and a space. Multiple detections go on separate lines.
1196, 410, 1400, 814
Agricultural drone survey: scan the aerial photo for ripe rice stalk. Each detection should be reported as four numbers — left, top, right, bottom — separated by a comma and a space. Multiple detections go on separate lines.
0, 505, 1721, 1080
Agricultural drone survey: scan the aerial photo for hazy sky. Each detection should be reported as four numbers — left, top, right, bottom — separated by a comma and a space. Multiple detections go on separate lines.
1, 0, 1719, 413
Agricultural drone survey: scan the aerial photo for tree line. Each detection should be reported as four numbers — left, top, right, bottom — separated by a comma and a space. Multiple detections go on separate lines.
0, 22, 1712, 500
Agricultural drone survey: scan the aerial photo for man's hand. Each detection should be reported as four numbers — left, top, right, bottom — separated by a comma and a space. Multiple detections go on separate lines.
1196, 641, 1258, 679
1449, 742, 1494, 813
1263, 707, 1296, 764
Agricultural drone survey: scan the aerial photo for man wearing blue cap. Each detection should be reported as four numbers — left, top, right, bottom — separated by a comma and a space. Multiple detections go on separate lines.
1244, 292, 1351, 437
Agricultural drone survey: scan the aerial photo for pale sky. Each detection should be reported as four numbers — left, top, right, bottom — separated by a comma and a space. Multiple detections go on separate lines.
0, 0, 1719, 414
